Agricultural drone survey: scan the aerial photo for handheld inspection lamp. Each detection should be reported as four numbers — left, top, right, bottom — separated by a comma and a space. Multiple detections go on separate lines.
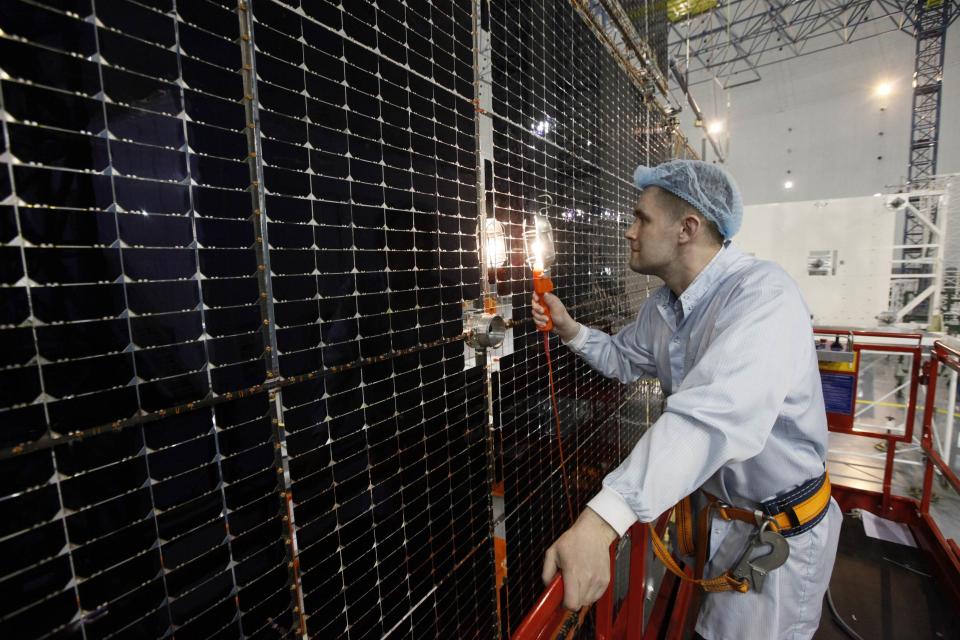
523, 212, 575, 524
523, 214, 556, 332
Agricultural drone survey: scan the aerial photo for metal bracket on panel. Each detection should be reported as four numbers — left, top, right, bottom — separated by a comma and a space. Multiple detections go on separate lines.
464, 296, 513, 369
465, 306, 506, 351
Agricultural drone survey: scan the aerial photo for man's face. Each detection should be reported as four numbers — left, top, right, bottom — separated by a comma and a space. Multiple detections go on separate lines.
624, 187, 682, 275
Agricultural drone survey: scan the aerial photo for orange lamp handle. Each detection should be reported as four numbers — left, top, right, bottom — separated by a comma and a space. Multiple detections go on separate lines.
533, 271, 554, 332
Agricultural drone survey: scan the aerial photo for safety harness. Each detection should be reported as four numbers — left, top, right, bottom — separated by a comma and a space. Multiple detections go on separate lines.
650, 472, 833, 593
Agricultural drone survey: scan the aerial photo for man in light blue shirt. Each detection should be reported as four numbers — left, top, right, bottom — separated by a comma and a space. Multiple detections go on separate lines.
533, 161, 841, 639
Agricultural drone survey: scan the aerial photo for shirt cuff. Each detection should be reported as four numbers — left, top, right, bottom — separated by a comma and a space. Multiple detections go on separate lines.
587, 487, 638, 537
562, 323, 589, 351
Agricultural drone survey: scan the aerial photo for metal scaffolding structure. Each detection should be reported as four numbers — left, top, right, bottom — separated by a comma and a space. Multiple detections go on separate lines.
908, 0, 950, 189
667, 0, 959, 88
898, 1, 951, 322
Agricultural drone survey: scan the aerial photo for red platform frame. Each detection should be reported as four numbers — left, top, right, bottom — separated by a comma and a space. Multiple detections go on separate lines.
511, 332, 960, 640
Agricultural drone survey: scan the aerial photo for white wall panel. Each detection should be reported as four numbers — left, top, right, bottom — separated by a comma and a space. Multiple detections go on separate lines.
734, 196, 895, 327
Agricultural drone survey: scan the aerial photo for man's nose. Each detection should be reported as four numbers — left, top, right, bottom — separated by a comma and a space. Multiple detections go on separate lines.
624, 222, 637, 240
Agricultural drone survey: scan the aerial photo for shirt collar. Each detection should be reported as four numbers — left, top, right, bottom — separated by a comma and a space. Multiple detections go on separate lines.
658, 242, 740, 322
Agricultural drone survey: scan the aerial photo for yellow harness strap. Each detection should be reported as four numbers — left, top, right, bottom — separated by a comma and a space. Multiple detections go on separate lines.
649, 518, 749, 593
707, 474, 832, 532
651, 473, 832, 594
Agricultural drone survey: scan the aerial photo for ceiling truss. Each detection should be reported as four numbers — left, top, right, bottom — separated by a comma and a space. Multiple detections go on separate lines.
668, 0, 959, 87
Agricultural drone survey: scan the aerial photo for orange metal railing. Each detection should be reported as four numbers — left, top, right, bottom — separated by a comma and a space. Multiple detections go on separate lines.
512, 330, 960, 639
511, 517, 675, 640
916, 341, 960, 603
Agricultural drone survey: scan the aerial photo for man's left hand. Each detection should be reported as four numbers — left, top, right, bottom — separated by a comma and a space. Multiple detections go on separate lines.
541, 507, 620, 611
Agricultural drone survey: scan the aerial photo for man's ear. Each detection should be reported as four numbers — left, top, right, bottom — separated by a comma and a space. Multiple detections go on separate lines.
678, 214, 701, 243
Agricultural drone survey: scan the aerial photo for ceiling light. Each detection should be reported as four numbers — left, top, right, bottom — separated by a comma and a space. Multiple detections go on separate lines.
784, 180, 794, 189
706, 120, 724, 135
875, 81, 892, 97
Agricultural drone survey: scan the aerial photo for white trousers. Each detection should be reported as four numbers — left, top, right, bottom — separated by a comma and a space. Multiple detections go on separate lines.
695, 498, 842, 640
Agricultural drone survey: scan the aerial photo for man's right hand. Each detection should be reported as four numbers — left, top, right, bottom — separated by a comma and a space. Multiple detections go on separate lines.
532, 292, 579, 342
542, 507, 619, 610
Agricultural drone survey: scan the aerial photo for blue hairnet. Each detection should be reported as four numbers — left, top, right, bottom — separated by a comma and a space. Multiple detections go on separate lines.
632, 160, 743, 239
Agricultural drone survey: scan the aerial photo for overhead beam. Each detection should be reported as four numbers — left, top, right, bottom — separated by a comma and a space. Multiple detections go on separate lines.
667, 0, 920, 84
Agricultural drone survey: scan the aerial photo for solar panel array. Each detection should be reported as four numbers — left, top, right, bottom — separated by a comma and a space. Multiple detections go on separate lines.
481, 1, 669, 632
0, 1, 298, 637
240, 2, 497, 637
0, 1, 671, 638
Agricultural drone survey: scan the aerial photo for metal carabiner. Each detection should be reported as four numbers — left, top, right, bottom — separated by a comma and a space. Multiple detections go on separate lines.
730, 515, 790, 593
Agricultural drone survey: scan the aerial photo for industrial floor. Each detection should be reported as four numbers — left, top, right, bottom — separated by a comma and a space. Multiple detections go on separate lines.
828, 435, 960, 543
819, 355, 960, 639
813, 513, 956, 640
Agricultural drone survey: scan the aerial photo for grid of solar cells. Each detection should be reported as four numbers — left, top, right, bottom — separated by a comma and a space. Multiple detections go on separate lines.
0, 0, 679, 638
283, 362, 494, 639
0, 1, 298, 638
0, 0, 268, 444
483, 0, 671, 632
0, 398, 297, 638
246, 1, 495, 638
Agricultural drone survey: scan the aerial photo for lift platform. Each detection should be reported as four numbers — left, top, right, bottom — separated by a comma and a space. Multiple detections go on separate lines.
511, 331, 960, 640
